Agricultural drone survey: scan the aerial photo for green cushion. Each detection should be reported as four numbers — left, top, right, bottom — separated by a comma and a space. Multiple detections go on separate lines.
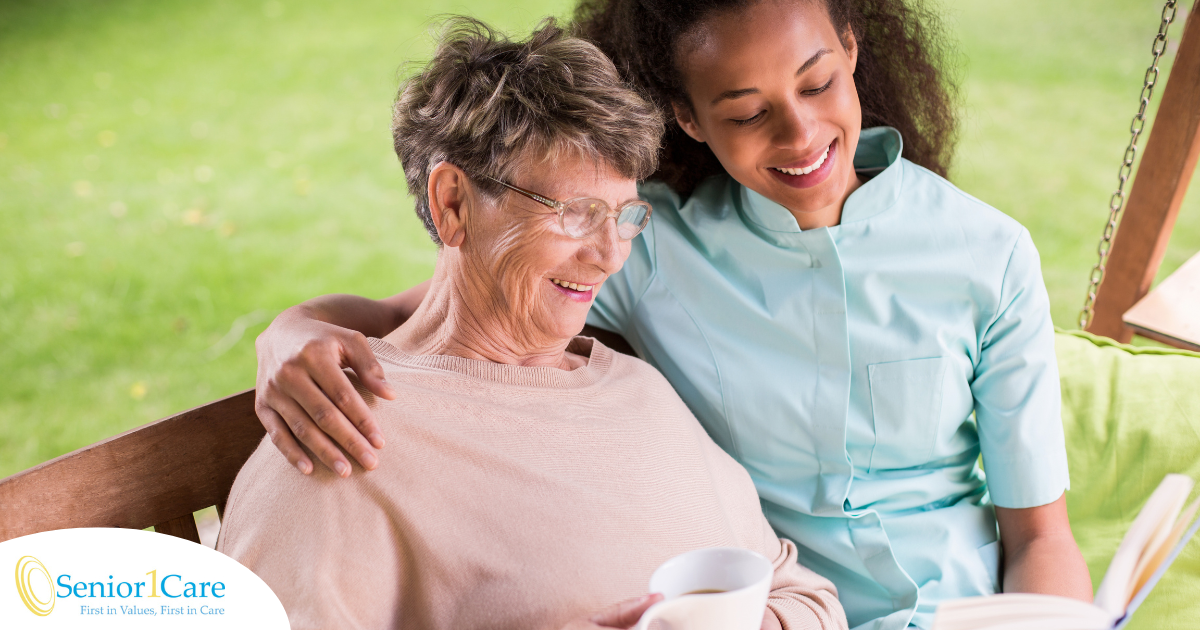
1056, 329, 1200, 629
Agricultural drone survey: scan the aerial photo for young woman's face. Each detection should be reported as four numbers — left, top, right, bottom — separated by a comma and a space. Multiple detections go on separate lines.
674, 0, 861, 226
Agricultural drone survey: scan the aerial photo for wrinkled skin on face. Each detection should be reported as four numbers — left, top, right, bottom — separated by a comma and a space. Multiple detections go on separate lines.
387, 153, 637, 370
674, 0, 863, 230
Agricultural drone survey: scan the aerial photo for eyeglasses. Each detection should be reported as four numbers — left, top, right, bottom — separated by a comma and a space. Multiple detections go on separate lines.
475, 173, 652, 241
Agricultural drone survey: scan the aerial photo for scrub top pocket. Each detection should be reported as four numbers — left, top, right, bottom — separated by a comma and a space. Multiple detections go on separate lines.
866, 357, 948, 472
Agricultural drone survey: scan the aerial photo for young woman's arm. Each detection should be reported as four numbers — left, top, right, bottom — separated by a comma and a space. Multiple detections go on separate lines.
255, 281, 634, 476
254, 282, 429, 476
995, 493, 1093, 601
970, 231, 1092, 600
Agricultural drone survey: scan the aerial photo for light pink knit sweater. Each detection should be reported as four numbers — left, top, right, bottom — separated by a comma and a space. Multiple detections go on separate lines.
218, 337, 846, 630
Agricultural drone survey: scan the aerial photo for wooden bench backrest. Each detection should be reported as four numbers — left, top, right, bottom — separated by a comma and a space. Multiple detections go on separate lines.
0, 389, 264, 544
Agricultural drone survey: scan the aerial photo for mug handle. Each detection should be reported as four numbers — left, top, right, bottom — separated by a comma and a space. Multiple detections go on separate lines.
632, 597, 693, 630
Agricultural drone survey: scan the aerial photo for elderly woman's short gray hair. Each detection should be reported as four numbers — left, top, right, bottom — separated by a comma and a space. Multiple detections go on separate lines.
392, 17, 665, 245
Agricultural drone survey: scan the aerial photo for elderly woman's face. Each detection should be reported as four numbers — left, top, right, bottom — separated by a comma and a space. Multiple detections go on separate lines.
463, 153, 637, 345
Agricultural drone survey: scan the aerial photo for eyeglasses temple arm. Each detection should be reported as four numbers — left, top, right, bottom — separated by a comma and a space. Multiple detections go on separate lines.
477, 173, 561, 211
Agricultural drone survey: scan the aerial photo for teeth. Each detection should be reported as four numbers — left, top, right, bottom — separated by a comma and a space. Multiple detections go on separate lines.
551, 278, 593, 291
773, 145, 830, 176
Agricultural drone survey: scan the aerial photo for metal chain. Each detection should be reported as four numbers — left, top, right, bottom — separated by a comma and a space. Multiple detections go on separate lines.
1079, 0, 1179, 330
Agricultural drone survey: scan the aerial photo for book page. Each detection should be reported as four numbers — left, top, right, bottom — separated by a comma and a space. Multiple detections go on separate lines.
932, 593, 1111, 630
1117, 496, 1200, 629
1093, 474, 1193, 618
1131, 494, 1200, 596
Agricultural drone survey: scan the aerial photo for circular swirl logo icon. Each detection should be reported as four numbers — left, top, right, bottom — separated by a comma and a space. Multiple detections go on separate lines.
15, 555, 55, 616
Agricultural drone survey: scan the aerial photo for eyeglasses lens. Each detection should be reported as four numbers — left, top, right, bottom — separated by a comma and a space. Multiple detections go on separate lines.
616, 204, 650, 240
562, 200, 650, 240
561, 201, 602, 238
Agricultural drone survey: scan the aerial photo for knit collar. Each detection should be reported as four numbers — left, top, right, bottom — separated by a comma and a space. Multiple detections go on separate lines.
367, 336, 613, 390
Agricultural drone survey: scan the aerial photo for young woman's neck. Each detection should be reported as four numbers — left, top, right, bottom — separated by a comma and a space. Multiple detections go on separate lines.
787, 172, 865, 231
384, 254, 583, 371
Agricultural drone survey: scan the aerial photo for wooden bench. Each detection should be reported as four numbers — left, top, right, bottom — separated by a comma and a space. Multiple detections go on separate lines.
0, 389, 263, 544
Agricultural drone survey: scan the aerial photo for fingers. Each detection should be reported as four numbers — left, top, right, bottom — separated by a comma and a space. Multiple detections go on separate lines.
307, 353, 385, 454
286, 372, 380, 473
589, 593, 663, 628
255, 398, 313, 475
267, 384, 357, 477
255, 312, 388, 477
334, 333, 393, 448
342, 333, 398, 402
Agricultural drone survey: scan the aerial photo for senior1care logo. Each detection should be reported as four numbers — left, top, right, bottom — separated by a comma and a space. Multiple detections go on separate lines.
1, 528, 287, 629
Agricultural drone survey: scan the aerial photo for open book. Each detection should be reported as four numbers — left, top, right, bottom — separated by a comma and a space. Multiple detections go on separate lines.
932, 474, 1200, 630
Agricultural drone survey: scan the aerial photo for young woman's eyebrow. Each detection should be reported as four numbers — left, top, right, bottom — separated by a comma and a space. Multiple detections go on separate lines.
795, 48, 833, 76
711, 87, 759, 106
709, 48, 834, 106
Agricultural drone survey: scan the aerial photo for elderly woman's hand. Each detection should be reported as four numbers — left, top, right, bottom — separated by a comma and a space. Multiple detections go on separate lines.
558, 595, 782, 629
255, 302, 398, 476
559, 594, 663, 630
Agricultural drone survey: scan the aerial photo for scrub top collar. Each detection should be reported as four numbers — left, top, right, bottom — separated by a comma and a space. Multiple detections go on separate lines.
738, 126, 905, 244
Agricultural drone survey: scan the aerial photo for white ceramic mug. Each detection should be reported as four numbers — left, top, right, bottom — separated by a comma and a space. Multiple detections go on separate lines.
633, 547, 773, 630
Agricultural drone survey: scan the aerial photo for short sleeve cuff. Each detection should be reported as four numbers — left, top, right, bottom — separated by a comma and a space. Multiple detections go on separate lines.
983, 449, 1070, 509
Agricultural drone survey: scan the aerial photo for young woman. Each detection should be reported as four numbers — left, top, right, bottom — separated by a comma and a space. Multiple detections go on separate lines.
251, 1, 1093, 628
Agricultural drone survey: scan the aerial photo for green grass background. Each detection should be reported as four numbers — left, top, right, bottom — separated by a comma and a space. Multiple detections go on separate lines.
2, 0, 1197, 475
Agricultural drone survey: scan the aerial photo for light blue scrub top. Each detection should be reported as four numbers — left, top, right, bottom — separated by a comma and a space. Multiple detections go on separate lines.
587, 127, 1070, 630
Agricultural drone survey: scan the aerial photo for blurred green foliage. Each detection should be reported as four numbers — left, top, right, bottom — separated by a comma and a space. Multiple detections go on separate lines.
1, 0, 1197, 478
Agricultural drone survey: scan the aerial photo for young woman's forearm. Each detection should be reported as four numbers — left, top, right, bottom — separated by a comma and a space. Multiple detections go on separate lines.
996, 495, 1093, 601
1001, 533, 1093, 600
301, 280, 432, 338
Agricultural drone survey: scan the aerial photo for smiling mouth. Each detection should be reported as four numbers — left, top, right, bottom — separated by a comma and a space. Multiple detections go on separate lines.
550, 278, 595, 292
770, 143, 831, 176
549, 277, 596, 303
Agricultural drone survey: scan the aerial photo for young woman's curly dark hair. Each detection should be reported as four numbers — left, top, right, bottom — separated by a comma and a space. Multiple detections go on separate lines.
573, 0, 960, 195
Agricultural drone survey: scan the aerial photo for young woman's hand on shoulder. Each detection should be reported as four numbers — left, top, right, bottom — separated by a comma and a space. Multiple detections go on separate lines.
254, 289, 426, 476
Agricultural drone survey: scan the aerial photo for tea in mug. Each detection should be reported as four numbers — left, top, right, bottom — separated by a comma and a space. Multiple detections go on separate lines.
682, 589, 727, 595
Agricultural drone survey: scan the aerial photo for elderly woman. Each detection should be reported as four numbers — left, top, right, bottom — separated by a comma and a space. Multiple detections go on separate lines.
217, 18, 846, 630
